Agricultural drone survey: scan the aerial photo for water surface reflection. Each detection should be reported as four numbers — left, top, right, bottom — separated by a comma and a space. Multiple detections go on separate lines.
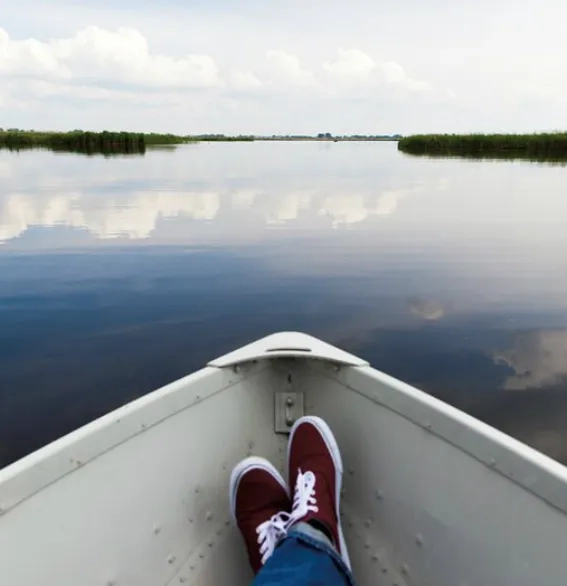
1, 142, 567, 468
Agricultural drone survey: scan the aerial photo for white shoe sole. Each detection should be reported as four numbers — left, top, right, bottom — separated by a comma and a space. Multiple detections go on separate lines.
229, 456, 288, 522
287, 416, 352, 570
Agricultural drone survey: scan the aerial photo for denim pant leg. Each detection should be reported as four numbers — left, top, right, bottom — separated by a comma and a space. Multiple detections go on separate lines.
252, 524, 355, 586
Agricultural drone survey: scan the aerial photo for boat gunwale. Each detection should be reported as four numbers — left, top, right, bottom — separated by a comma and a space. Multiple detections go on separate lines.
3, 330, 567, 521
309, 360, 567, 515
0, 363, 265, 514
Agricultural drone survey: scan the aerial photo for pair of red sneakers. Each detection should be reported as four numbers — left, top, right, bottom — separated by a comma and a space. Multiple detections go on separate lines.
229, 416, 351, 574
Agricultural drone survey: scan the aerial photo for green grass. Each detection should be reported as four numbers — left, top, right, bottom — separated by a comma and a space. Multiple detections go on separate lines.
0, 129, 192, 154
398, 133, 567, 160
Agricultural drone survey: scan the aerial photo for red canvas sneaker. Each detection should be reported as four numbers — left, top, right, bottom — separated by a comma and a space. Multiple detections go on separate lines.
229, 457, 292, 574
287, 416, 351, 569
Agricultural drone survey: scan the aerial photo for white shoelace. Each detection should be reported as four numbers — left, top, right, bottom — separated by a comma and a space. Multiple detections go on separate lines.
254, 469, 319, 566
256, 511, 291, 565
290, 469, 319, 520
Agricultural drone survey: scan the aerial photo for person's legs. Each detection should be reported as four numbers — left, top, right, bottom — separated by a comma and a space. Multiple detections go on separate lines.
252, 524, 353, 586
230, 417, 356, 585
253, 415, 356, 585
286, 415, 352, 569
229, 456, 292, 574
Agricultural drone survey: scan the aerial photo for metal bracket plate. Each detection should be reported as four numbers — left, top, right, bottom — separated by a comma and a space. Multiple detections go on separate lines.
275, 391, 304, 434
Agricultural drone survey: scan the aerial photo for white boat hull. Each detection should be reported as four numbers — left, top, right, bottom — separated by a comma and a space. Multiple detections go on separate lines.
1, 332, 566, 586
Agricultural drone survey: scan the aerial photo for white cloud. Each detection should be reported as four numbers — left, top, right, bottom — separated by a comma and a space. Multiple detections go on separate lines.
0, 27, 71, 79
266, 50, 316, 87
324, 48, 376, 78
265, 192, 313, 224
494, 330, 567, 391
0, 26, 222, 89
230, 69, 263, 89
0, 25, 435, 124
14, 78, 188, 107
0, 184, 415, 244
322, 48, 430, 95
378, 61, 431, 92
0, 191, 220, 242
2, 0, 567, 132
409, 298, 445, 321
318, 189, 408, 226
231, 189, 261, 208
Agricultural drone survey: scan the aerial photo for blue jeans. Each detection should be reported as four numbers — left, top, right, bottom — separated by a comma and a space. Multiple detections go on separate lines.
253, 523, 355, 586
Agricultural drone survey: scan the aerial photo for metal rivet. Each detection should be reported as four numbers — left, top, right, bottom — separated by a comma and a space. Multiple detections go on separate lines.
216, 529, 222, 536
233, 365, 240, 373
416, 534, 424, 546
341, 488, 346, 497
190, 565, 195, 570
195, 487, 200, 494
199, 553, 205, 559
286, 396, 294, 407
371, 554, 379, 562
402, 563, 410, 576
490, 458, 496, 467
286, 416, 294, 427
381, 566, 388, 573
195, 395, 201, 402
189, 517, 194, 523
364, 519, 372, 528
376, 489, 384, 500
153, 526, 161, 535
364, 542, 370, 550
348, 468, 354, 475
205, 511, 213, 521
179, 577, 186, 583
208, 541, 214, 548
167, 555, 175, 564
225, 520, 231, 526
347, 520, 353, 527
248, 440, 255, 449
426, 422, 432, 429
334, 364, 341, 372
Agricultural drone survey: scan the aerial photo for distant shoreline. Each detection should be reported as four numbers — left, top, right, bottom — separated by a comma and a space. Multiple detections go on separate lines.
0, 129, 402, 155
194, 134, 401, 142
256, 136, 400, 142
4, 130, 567, 160
0, 130, 191, 155
398, 133, 567, 160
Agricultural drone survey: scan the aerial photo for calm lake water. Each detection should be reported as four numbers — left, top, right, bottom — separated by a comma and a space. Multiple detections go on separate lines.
1, 142, 567, 469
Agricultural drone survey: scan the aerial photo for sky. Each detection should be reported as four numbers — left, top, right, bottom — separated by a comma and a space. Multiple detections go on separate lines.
1, 0, 567, 134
